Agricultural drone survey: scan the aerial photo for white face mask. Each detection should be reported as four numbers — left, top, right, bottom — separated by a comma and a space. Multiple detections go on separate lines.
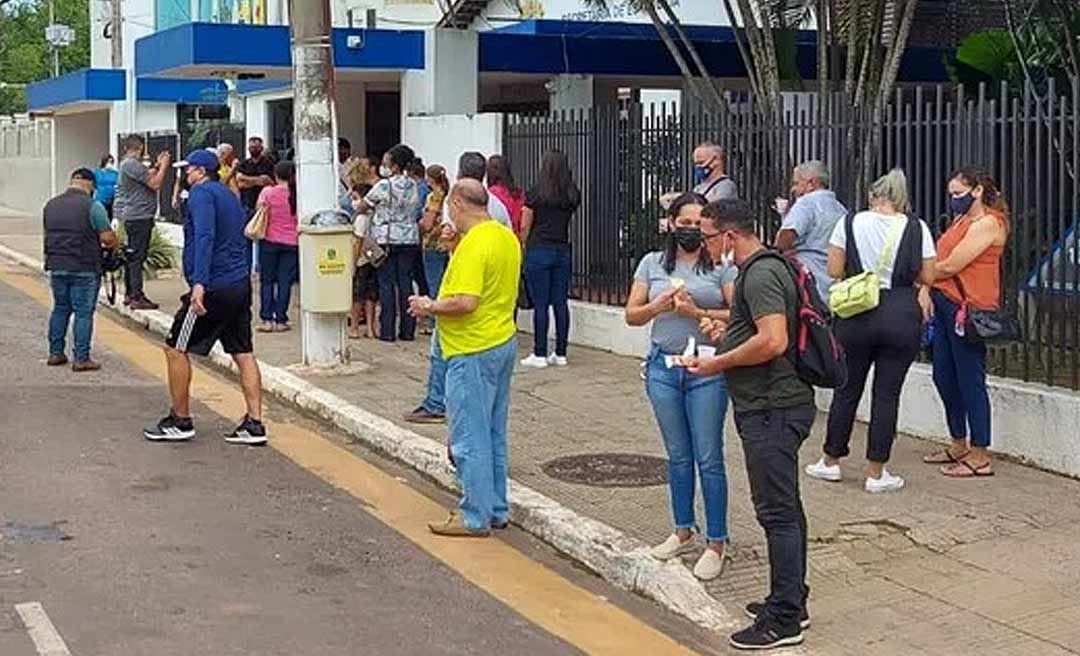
379, 165, 392, 178
718, 234, 735, 268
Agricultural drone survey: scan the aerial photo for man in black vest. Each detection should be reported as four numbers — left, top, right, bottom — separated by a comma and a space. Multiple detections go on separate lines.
43, 168, 118, 371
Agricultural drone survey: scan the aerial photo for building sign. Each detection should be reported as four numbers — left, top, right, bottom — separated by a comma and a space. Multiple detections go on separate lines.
520, 0, 728, 26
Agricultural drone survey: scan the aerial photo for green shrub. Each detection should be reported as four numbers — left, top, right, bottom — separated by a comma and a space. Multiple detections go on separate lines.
115, 224, 177, 277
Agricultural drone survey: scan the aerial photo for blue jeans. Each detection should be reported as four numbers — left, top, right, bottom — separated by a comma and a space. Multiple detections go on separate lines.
48, 272, 101, 362
423, 249, 449, 299
445, 338, 517, 530
376, 245, 421, 341
524, 246, 571, 357
645, 347, 730, 542
421, 327, 448, 415
258, 241, 298, 323
931, 291, 992, 447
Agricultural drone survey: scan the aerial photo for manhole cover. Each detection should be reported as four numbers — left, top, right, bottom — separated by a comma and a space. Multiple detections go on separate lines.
542, 453, 668, 488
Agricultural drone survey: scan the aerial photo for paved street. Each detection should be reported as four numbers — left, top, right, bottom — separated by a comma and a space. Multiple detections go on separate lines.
3, 211, 1080, 654
0, 263, 719, 656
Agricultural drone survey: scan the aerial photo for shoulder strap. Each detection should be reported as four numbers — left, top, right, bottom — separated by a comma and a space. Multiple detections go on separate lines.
843, 212, 862, 276
874, 218, 906, 277
702, 176, 729, 197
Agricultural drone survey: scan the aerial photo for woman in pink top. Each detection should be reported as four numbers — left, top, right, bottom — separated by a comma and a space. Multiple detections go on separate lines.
487, 154, 525, 238
256, 161, 299, 333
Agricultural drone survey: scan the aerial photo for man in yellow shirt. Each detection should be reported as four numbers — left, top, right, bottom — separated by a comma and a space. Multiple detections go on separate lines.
408, 178, 521, 537
217, 143, 240, 196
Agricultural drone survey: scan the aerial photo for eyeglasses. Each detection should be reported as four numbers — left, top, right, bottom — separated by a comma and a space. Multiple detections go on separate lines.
701, 231, 723, 242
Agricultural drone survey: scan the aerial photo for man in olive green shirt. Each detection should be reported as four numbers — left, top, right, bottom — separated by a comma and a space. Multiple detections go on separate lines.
690, 198, 814, 651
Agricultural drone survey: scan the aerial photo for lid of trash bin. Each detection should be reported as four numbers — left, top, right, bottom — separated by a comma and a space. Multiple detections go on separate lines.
299, 208, 354, 234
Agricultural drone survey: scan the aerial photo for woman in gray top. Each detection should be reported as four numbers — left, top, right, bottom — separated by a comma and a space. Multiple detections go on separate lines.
625, 192, 737, 582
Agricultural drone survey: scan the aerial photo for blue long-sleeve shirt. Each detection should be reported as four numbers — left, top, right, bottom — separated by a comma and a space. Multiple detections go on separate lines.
183, 180, 251, 290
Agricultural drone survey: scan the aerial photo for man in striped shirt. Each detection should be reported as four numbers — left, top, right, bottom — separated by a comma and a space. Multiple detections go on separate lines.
143, 149, 267, 446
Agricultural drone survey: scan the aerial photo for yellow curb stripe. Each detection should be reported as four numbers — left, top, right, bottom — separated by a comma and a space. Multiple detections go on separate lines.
0, 265, 700, 656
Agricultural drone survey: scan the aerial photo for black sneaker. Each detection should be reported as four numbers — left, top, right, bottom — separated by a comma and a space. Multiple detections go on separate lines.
144, 413, 196, 442
224, 415, 268, 446
402, 406, 446, 425
729, 616, 804, 651
745, 602, 811, 629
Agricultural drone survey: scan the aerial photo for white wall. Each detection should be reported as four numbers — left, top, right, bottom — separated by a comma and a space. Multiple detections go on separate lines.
53, 111, 111, 196
404, 30, 479, 117
337, 81, 367, 156
0, 157, 51, 215
244, 89, 294, 144
401, 113, 502, 178
134, 103, 177, 132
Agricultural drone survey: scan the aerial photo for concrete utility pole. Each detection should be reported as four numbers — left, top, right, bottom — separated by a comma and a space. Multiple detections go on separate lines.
49, 0, 58, 76
290, 0, 347, 366
110, 0, 123, 68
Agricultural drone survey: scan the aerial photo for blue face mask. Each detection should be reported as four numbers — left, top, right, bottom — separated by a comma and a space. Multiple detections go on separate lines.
950, 192, 975, 217
693, 165, 711, 185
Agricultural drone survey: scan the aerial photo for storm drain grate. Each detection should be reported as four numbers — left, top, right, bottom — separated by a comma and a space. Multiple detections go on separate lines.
1, 521, 71, 543
542, 453, 668, 488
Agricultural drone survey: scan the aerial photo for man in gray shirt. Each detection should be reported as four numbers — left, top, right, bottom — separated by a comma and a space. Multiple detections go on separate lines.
115, 133, 170, 310
692, 142, 738, 202
775, 160, 848, 301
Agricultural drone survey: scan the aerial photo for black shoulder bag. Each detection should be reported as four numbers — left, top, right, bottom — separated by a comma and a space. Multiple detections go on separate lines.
953, 276, 1021, 345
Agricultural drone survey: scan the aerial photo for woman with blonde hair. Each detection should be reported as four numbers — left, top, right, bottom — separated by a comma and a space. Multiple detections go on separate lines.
920, 167, 1010, 478
806, 169, 936, 493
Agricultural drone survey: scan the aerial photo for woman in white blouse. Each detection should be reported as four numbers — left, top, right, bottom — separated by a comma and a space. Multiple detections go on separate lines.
805, 169, 936, 493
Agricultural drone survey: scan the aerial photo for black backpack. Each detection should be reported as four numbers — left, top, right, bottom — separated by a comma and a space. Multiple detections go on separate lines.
737, 250, 847, 389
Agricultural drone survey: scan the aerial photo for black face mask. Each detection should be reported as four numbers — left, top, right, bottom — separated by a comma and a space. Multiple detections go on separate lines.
950, 192, 976, 217
674, 227, 703, 252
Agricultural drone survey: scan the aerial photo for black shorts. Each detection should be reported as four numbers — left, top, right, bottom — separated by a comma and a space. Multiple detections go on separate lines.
166, 282, 253, 356
353, 264, 379, 302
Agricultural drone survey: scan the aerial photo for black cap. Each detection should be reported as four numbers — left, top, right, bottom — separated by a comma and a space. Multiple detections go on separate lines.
71, 168, 96, 185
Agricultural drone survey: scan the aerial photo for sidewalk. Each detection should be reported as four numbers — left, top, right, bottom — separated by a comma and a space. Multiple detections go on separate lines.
4, 213, 1080, 655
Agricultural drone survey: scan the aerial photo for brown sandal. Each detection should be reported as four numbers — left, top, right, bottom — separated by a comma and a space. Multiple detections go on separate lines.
923, 448, 970, 464
941, 459, 994, 478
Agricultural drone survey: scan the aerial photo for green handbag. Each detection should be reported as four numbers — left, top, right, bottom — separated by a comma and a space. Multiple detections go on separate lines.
828, 217, 905, 319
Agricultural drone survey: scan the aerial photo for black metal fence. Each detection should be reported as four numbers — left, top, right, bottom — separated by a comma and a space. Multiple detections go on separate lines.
504, 79, 1080, 389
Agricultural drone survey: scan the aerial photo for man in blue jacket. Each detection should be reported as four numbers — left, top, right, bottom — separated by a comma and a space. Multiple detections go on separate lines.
143, 149, 267, 446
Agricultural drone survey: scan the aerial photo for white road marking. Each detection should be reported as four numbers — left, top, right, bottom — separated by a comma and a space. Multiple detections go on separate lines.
15, 603, 72, 656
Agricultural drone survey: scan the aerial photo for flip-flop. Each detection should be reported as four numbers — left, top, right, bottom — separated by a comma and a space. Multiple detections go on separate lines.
923, 448, 970, 464
941, 460, 995, 478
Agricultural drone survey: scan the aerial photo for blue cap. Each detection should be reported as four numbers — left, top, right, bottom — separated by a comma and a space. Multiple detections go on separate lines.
186, 149, 219, 171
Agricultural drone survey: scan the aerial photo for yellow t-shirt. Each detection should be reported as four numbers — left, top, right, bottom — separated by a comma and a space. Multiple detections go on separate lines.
438, 220, 522, 358
219, 162, 240, 195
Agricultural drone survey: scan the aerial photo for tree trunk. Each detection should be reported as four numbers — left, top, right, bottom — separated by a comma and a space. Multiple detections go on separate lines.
642, 3, 715, 109
719, 0, 765, 101
656, 0, 729, 112
860, 0, 918, 187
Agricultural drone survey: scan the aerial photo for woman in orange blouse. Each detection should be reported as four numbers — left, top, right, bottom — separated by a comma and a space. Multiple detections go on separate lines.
918, 168, 1009, 478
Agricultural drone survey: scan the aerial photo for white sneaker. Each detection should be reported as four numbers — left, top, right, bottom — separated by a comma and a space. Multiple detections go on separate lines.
865, 469, 905, 493
650, 533, 698, 560
520, 354, 549, 369
693, 548, 725, 581
547, 354, 568, 367
805, 457, 843, 482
